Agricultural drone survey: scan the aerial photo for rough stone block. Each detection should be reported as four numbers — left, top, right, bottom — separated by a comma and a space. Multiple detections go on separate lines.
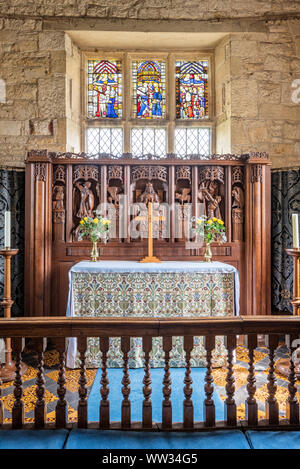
259, 83, 281, 104
231, 80, 258, 118
247, 123, 269, 143
38, 77, 65, 118
50, 50, 66, 74
271, 142, 294, 155
39, 31, 66, 51
264, 54, 291, 72
231, 39, 258, 57
0, 120, 22, 136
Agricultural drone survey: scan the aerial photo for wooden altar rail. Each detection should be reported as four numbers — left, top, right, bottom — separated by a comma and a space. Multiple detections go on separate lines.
1, 315, 300, 431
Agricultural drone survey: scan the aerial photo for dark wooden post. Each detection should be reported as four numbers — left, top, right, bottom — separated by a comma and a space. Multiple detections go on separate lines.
0, 249, 27, 382
183, 336, 194, 429
25, 152, 52, 317
286, 249, 300, 316
245, 334, 258, 425
121, 336, 131, 429
142, 336, 153, 429
162, 336, 172, 429
265, 334, 279, 425
55, 338, 68, 428
224, 335, 237, 426
0, 379, 3, 426
77, 337, 88, 428
34, 338, 46, 428
99, 337, 110, 429
203, 335, 215, 427
286, 334, 300, 424
11, 337, 24, 429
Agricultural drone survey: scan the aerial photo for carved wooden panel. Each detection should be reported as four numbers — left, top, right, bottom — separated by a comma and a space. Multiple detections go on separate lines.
25, 151, 271, 317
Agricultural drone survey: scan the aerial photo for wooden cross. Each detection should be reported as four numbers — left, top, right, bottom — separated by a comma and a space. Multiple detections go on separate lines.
135, 202, 164, 263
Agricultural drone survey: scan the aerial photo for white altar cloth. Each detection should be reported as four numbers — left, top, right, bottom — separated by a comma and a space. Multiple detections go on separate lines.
66, 260, 240, 368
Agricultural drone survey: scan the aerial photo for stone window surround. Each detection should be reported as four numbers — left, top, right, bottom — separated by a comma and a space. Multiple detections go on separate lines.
81, 50, 215, 155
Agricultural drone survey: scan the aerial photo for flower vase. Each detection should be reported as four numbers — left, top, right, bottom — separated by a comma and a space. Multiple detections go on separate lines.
91, 241, 99, 262
204, 242, 212, 262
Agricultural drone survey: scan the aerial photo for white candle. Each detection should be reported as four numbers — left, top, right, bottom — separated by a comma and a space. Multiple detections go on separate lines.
4, 211, 11, 249
292, 213, 299, 249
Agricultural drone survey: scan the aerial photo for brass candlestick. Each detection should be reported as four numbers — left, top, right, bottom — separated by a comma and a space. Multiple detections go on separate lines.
0, 248, 27, 382
276, 248, 300, 378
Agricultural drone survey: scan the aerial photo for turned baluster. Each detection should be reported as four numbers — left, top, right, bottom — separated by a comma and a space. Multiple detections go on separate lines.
142, 336, 153, 429
245, 334, 258, 425
224, 335, 237, 426
162, 336, 172, 429
203, 335, 215, 427
0, 379, 3, 426
286, 334, 299, 424
183, 336, 194, 429
55, 338, 68, 428
78, 337, 88, 428
34, 338, 46, 428
265, 334, 279, 425
121, 336, 131, 429
99, 337, 110, 429
12, 337, 24, 429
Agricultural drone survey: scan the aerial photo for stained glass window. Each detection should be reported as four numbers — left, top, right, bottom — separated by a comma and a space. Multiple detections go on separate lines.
175, 61, 208, 119
175, 128, 210, 157
131, 128, 167, 157
87, 59, 122, 118
86, 127, 123, 156
132, 60, 166, 119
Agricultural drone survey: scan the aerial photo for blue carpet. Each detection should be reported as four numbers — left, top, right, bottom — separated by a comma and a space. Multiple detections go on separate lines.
0, 429, 69, 449
66, 429, 250, 449
245, 431, 300, 449
88, 368, 224, 423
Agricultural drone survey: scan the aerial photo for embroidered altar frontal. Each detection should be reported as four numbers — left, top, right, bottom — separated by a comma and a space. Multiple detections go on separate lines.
66, 261, 239, 369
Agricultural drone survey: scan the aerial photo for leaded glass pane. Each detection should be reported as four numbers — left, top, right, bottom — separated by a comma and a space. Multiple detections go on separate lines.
175, 128, 210, 157
87, 59, 122, 118
132, 60, 166, 119
86, 128, 123, 156
175, 61, 208, 119
131, 128, 167, 157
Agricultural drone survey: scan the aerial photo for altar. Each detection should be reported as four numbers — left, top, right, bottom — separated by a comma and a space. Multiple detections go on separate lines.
66, 260, 240, 369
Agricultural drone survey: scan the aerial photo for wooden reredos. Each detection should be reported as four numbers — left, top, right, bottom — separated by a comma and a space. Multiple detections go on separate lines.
25, 150, 271, 317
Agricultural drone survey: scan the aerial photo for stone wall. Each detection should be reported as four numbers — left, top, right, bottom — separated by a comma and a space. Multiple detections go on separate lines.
0, 1, 298, 21
0, 2, 299, 168
229, 23, 300, 168
0, 25, 68, 166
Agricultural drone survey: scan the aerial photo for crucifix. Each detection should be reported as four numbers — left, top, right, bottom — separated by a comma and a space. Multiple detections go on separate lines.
136, 201, 164, 263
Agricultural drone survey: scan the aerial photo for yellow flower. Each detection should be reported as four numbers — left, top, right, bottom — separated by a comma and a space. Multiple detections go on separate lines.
93, 218, 99, 224
212, 217, 217, 221
102, 219, 111, 225
84, 217, 88, 221
80, 220, 84, 225
218, 219, 224, 225
196, 219, 203, 225
207, 219, 213, 225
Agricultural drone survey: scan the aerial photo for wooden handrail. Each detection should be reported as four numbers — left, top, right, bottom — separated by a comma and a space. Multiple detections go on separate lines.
0, 315, 300, 337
